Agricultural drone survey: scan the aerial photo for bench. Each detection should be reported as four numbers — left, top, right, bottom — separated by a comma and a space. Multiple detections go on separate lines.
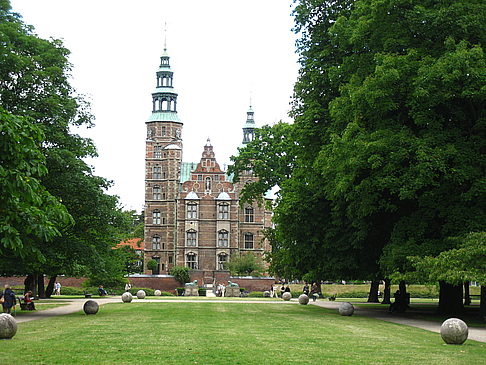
17, 296, 35, 311
84, 292, 92, 298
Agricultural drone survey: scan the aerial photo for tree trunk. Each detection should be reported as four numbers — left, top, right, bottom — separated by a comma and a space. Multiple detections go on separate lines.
438, 281, 464, 315
382, 278, 391, 304
24, 274, 35, 294
45, 276, 56, 298
480, 286, 486, 317
367, 280, 380, 303
464, 281, 471, 306
37, 273, 46, 298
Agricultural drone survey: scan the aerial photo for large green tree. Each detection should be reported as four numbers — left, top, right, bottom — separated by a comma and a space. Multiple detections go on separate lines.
232, 0, 485, 314
0, 0, 135, 295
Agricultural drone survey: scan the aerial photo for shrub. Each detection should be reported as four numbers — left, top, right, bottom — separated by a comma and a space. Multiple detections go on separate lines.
248, 291, 264, 297
169, 266, 190, 285
176, 287, 185, 296
198, 288, 207, 296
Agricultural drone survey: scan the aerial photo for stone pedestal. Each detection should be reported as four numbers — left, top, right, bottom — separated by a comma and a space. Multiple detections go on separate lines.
225, 287, 240, 297
83, 300, 99, 315
184, 287, 199, 296
0, 313, 17, 339
440, 318, 468, 344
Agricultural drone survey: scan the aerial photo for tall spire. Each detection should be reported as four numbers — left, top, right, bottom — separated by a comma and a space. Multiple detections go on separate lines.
242, 104, 256, 144
147, 29, 180, 124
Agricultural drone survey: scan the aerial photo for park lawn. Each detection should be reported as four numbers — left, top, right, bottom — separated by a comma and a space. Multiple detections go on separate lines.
3, 303, 485, 364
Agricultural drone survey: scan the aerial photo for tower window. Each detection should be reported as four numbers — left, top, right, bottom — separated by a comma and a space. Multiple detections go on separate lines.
186, 230, 197, 246
244, 207, 254, 223
152, 210, 161, 225
153, 166, 161, 179
218, 204, 229, 220
154, 146, 162, 158
244, 233, 254, 249
218, 230, 229, 247
161, 126, 166, 136
187, 203, 198, 219
186, 253, 197, 269
205, 177, 211, 191
153, 186, 161, 200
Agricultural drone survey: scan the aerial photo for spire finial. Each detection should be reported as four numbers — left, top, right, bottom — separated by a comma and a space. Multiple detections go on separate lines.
164, 22, 167, 51
249, 91, 252, 107
206, 137, 211, 146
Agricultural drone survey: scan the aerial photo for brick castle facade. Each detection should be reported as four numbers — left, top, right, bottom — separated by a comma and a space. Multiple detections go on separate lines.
143, 46, 272, 283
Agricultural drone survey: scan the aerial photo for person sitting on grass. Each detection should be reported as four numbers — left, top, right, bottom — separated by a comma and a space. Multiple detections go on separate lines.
98, 285, 107, 296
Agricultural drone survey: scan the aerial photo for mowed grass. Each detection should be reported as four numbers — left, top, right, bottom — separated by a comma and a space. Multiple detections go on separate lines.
3, 302, 485, 364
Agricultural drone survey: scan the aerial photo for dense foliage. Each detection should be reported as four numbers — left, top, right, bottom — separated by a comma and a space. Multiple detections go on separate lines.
231, 0, 485, 313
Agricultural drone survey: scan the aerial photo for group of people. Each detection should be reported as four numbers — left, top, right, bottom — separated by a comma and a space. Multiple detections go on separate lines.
269, 282, 321, 301
215, 283, 226, 297
0, 284, 36, 313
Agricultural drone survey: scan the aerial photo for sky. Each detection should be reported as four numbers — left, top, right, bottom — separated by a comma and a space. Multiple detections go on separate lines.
10, 0, 300, 212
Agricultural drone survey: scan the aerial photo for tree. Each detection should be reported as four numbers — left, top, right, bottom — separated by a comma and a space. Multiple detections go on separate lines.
0, 1, 135, 296
231, 0, 485, 314
169, 266, 190, 285
226, 253, 266, 276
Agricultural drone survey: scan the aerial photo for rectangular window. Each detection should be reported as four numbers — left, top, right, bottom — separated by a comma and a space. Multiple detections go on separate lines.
153, 166, 161, 179
152, 236, 161, 250
154, 146, 162, 158
168, 256, 173, 264
197, 175, 202, 181
244, 233, 254, 249
218, 254, 228, 270
218, 231, 229, 247
245, 207, 254, 222
187, 204, 198, 219
153, 211, 161, 225
153, 186, 161, 200
218, 204, 229, 220
161, 126, 166, 136
186, 231, 197, 246
186, 253, 197, 269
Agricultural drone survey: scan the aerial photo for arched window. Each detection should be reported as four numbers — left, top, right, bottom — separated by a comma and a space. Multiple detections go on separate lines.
205, 177, 211, 191
244, 207, 254, 222
244, 233, 254, 249
218, 253, 228, 270
186, 203, 198, 219
152, 236, 161, 250
218, 230, 229, 247
152, 210, 161, 225
153, 186, 161, 200
218, 203, 229, 220
153, 166, 161, 179
186, 252, 197, 269
186, 230, 197, 246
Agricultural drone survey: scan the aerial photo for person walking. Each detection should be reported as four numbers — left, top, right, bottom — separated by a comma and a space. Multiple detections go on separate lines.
1, 284, 16, 314
54, 281, 61, 295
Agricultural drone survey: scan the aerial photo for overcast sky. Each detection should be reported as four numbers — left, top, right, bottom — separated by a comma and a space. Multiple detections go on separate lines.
10, 0, 300, 212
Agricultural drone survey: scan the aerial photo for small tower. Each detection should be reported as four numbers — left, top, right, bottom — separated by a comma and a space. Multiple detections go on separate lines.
144, 40, 183, 275
242, 105, 256, 144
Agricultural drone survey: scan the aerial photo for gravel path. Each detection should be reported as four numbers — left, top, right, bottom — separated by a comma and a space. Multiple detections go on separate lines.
13, 297, 486, 343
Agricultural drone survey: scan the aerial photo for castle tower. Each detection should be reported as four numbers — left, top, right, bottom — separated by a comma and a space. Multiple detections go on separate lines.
144, 42, 183, 275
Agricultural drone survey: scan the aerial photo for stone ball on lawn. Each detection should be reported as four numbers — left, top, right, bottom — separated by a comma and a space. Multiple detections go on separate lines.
83, 300, 99, 315
282, 292, 292, 301
136, 290, 146, 299
440, 318, 468, 344
263, 291, 271, 298
338, 302, 354, 316
298, 294, 310, 305
0, 313, 17, 339
154, 290, 162, 296
121, 292, 133, 303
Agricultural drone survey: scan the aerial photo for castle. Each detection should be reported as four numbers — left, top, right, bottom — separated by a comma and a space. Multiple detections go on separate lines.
143, 46, 272, 283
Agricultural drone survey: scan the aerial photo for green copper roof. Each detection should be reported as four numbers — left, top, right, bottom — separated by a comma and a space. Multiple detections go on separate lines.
147, 112, 181, 123
180, 162, 197, 183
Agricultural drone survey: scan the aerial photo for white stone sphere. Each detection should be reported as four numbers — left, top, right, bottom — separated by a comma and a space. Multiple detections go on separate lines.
440, 318, 468, 344
136, 290, 146, 299
154, 290, 162, 296
0, 313, 17, 339
298, 294, 310, 305
122, 292, 133, 303
263, 291, 271, 297
83, 300, 99, 315
338, 302, 354, 316
282, 292, 292, 301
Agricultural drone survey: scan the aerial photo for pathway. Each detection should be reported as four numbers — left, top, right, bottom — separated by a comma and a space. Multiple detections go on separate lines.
12, 297, 486, 343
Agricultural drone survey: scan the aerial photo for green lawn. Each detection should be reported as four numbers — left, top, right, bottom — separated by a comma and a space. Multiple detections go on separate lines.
3, 302, 485, 364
